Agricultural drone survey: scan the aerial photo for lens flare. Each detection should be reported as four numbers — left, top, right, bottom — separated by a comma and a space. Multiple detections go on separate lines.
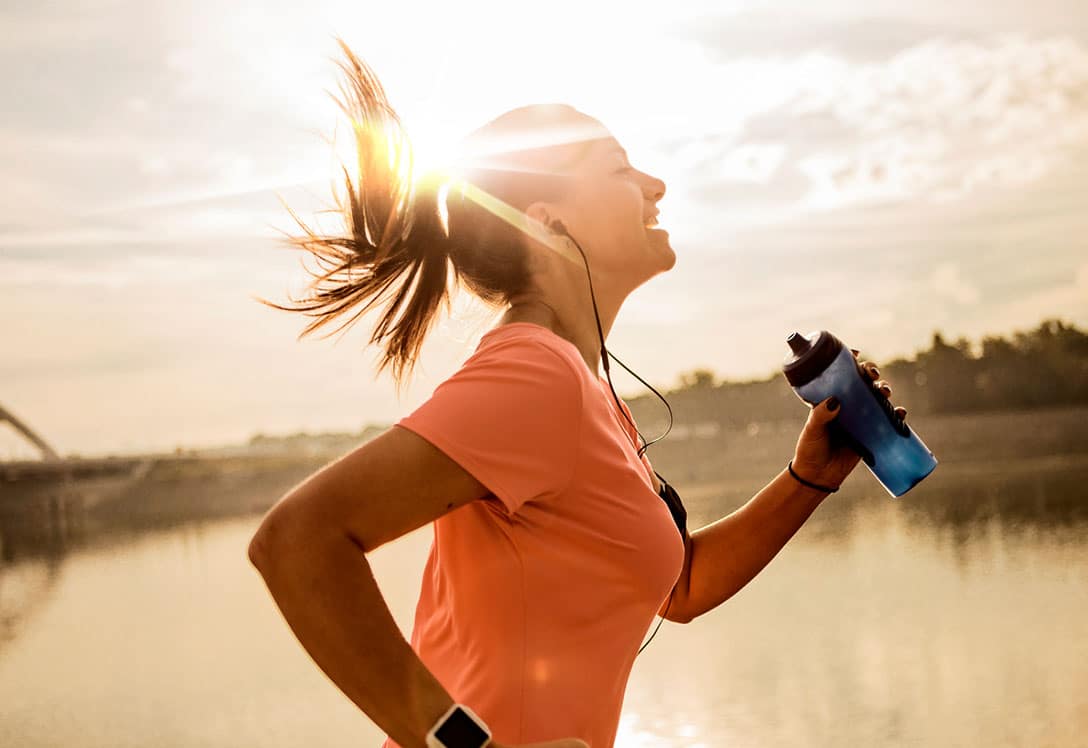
449, 179, 583, 266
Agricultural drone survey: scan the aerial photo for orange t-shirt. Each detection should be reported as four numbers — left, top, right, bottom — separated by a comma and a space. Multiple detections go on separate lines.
382, 322, 685, 748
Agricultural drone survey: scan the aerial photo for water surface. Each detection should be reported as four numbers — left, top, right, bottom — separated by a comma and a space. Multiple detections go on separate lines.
1, 467, 1085, 747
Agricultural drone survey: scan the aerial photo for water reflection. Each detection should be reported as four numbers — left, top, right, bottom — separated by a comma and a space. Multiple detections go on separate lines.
0, 554, 62, 648
625, 495, 1088, 748
0, 462, 1085, 747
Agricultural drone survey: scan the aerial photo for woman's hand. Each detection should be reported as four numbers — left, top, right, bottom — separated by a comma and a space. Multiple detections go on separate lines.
790, 348, 908, 491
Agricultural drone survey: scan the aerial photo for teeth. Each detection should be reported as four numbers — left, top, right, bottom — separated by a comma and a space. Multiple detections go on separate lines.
644, 217, 658, 228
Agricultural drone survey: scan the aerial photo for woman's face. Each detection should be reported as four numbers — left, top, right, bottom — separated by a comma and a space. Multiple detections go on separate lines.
539, 121, 673, 287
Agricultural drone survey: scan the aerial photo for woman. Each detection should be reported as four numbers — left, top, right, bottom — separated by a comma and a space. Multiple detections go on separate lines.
247, 39, 905, 748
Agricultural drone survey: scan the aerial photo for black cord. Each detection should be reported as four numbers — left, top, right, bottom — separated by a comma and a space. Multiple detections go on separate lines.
554, 222, 677, 656
554, 223, 674, 459
638, 589, 672, 654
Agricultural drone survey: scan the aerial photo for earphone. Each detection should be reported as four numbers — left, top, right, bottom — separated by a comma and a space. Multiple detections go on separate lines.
546, 218, 678, 655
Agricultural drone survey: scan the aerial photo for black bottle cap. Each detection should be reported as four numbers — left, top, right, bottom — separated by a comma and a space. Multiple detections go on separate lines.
786, 332, 811, 356
782, 330, 844, 387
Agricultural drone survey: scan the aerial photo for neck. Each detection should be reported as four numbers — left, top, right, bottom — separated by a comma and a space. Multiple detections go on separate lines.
498, 293, 620, 378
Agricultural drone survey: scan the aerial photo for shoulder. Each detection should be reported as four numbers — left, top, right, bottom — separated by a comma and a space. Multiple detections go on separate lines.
468, 327, 586, 387
419, 329, 586, 420
395, 327, 587, 515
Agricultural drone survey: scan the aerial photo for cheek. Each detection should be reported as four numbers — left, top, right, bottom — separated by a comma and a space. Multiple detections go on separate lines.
569, 183, 644, 255
598, 185, 644, 232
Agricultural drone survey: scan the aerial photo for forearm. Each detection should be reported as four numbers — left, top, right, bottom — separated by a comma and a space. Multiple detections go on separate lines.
682, 465, 831, 620
249, 520, 453, 748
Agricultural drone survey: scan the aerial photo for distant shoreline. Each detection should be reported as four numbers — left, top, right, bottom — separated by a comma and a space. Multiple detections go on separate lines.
8, 402, 1085, 467
2, 405, 1086, 563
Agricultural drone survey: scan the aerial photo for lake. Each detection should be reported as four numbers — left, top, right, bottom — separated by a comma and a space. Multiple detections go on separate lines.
1, 460, 1085, 747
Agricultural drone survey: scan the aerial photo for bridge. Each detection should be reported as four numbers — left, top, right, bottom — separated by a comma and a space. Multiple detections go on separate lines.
1, 403, 154, 558
0, 403, 153, 482
0, 403, 61, 462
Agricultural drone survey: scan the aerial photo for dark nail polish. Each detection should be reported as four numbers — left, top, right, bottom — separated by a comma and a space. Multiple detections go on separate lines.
828, 396, 840, 411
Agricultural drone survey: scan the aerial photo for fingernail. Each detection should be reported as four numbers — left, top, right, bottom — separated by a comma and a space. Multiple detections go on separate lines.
828, 396, 840, 411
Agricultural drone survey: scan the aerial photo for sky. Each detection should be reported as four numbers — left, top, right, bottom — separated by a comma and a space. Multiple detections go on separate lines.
2, 0, 1087, 459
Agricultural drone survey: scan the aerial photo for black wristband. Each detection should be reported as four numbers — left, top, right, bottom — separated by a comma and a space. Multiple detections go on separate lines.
787, 459, 839, 493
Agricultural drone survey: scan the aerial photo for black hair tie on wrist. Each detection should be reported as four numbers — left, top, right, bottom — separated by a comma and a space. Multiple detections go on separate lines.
787, 459, 839, 493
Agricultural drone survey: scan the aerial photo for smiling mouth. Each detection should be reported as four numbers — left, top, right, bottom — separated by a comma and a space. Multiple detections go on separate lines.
643, 216, 659, 228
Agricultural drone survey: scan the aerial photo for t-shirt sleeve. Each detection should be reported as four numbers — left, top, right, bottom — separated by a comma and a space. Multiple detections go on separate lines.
394, 335, 584, 515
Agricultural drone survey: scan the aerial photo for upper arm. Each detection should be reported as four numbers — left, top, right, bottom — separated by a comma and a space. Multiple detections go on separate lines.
250, 336, 583, 560
648, 466, 662, 493
249, 424, 492, 558
657, 525, 694, 622
643, 453, 693, 623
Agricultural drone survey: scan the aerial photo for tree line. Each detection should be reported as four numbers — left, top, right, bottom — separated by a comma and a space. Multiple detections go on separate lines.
628, 317, 1088, 430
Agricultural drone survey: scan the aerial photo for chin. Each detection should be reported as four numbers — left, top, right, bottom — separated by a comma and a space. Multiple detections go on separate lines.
664, 244, 677, 269
657, 243, 677, 273
645, 231, 674, 263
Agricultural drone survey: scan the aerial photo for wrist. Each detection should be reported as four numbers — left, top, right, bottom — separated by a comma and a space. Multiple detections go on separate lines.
425, 702, 491, 748
786, 459, 839, 495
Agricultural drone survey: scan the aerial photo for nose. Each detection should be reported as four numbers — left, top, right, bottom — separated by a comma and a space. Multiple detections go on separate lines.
644, 172, 666, 201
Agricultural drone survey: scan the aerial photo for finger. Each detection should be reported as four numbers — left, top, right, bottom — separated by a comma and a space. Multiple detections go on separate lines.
894, 406, 907, 419
863, 363, 879, 380
876, 379, 892, 397
814, 395, 841, 422
850, 348, 860, 358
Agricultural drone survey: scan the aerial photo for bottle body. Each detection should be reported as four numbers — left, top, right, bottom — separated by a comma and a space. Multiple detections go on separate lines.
783, 331, 938, 497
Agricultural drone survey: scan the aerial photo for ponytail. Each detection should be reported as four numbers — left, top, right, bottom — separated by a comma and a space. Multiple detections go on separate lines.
255, 38, 455, 393
258, 41, 599, 392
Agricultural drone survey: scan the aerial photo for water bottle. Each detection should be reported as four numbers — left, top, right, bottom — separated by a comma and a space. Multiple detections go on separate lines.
782, 330, 938, 497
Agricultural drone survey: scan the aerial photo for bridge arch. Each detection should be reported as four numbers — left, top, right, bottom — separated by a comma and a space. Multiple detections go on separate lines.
0, 404, 61, 461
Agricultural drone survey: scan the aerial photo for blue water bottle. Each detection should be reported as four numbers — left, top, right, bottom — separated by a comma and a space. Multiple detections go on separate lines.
782, 330, 938, 497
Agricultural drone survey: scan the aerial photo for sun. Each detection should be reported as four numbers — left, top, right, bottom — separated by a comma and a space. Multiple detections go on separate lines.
393, 108, 589, 267
402, 113, 464, 187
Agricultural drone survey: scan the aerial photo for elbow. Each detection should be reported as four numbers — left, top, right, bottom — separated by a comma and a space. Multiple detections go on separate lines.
247, 524, 273, 570
671, 606, 696, 625
247, 509, 292, 570
246, 505, 345, 570
673, 590, 739, 624
664, 590, 696, 625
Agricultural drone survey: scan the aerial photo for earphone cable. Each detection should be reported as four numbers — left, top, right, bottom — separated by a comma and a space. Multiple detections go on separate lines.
559, 225, 677, 656
559, 228, 675, 459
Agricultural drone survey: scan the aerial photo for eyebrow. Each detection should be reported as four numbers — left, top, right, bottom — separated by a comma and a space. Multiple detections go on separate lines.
604, 143, 629, 161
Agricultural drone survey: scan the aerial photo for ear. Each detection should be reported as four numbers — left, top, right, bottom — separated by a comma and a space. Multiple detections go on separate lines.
523, 202, 581, 265
525, 201, 558, 232
521, 206, 558, 248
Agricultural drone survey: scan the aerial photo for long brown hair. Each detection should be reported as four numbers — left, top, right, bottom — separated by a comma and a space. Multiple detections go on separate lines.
256, 38, 600, 393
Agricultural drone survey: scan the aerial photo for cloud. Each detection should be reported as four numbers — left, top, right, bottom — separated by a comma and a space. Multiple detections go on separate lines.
671, 35, 1088, 217
0, 254, 219, 290
667, 3, 1088, 53
948, 259, 1088, 342
795, 36, 1088, 200
929, 262, 982, 305
671, 12, 982, 62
